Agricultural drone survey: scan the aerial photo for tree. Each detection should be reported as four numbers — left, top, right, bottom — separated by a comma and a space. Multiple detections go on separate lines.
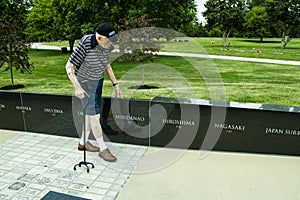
244, 6, 269, 41
266, 0, 300, 48
52, 0, 88, 52
0, 0, 33, 89
27, 0, 106, 52
108, 0, 197, 35
203, 0, 246, 47
26, 0, 55, 41
118, 16, 161, 89
185, 22, 208, 37
143, 0, 197, 34
26, 0, 198, 50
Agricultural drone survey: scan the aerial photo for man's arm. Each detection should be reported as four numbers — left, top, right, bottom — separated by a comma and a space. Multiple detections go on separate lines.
66, 60, 85, 99
105, 64, 121, 98
105, 64, 117, 84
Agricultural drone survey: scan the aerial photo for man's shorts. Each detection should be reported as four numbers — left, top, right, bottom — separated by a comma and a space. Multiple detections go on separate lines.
79, 78, 104, 115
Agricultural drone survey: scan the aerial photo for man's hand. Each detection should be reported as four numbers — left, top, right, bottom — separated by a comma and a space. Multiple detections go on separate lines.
113, 84, 122, 98
66, 61, 86, 99
75, 85, 85, 99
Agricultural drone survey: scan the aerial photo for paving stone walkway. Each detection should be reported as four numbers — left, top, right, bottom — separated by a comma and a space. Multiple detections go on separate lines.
0, 131, 147, 200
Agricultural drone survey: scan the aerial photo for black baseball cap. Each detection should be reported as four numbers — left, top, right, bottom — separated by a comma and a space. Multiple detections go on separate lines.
96, 22, 118, 43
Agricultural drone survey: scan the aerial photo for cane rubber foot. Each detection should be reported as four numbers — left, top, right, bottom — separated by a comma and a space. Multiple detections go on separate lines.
73, 161, 95, 173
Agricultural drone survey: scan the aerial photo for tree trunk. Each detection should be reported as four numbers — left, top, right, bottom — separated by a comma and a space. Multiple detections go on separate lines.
222, 31, 227, 47
281, 33, 292, 49
286, 37, 292, 48
222, 30, 230, 47
281, 30, 286, 48
69, 39, 75, 53
141, 62, 145, 86
119, 36, 125, 56
260, 36, 263, 42
9, 45, 14, 86
10, 63, 14, 86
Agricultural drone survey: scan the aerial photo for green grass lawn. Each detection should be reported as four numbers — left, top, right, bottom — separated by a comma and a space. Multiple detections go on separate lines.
0, 48, 299, 107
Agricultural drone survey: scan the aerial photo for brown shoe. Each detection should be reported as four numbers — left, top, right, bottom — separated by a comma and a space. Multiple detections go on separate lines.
78, 141, 99, 152
99, 149, 117, 162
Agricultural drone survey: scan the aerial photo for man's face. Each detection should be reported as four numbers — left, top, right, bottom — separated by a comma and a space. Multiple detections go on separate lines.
96, 35, 113, 49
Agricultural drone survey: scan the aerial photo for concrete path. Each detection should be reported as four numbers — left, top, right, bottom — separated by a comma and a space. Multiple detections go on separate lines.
159, 52, 300, 66
116, 149, 300, 200
31, 43, 67, 51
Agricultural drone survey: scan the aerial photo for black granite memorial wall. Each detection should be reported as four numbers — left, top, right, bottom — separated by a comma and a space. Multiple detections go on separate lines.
149, 100, 203, 149
100, 97, 150, 146
209, 107, 300, 156
0, 92, 24, 131
0, 91, 299, 156
21, 93, 77, 137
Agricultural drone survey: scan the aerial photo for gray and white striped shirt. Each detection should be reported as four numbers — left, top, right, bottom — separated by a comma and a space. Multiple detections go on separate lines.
69, 34, 110, 80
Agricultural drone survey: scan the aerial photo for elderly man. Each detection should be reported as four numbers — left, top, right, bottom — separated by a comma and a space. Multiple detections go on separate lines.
66, 22, 121, 162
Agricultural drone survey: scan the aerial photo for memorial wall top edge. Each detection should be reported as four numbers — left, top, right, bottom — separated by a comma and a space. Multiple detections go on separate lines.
0, 91, 299, 114
151, 96, 300, 114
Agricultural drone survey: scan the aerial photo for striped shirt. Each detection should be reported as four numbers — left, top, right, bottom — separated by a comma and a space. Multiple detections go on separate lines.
69, 34, 110, 80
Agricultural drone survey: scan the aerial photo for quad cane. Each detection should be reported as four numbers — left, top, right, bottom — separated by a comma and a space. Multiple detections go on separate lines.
74, 92, 95, 173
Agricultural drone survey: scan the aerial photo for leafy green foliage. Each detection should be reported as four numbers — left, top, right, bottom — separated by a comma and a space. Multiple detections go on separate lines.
266, 0, 300, 48
203, 0, 246, 46
0, 0, 33, 86
117, 16, 161, 87
118, 16, 161, 63
26, 0, 55, 41
26, 0, 197, 51
244, 6, 269, 41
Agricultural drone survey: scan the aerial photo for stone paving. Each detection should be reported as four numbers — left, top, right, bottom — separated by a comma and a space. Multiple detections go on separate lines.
0, 131, 147, 200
